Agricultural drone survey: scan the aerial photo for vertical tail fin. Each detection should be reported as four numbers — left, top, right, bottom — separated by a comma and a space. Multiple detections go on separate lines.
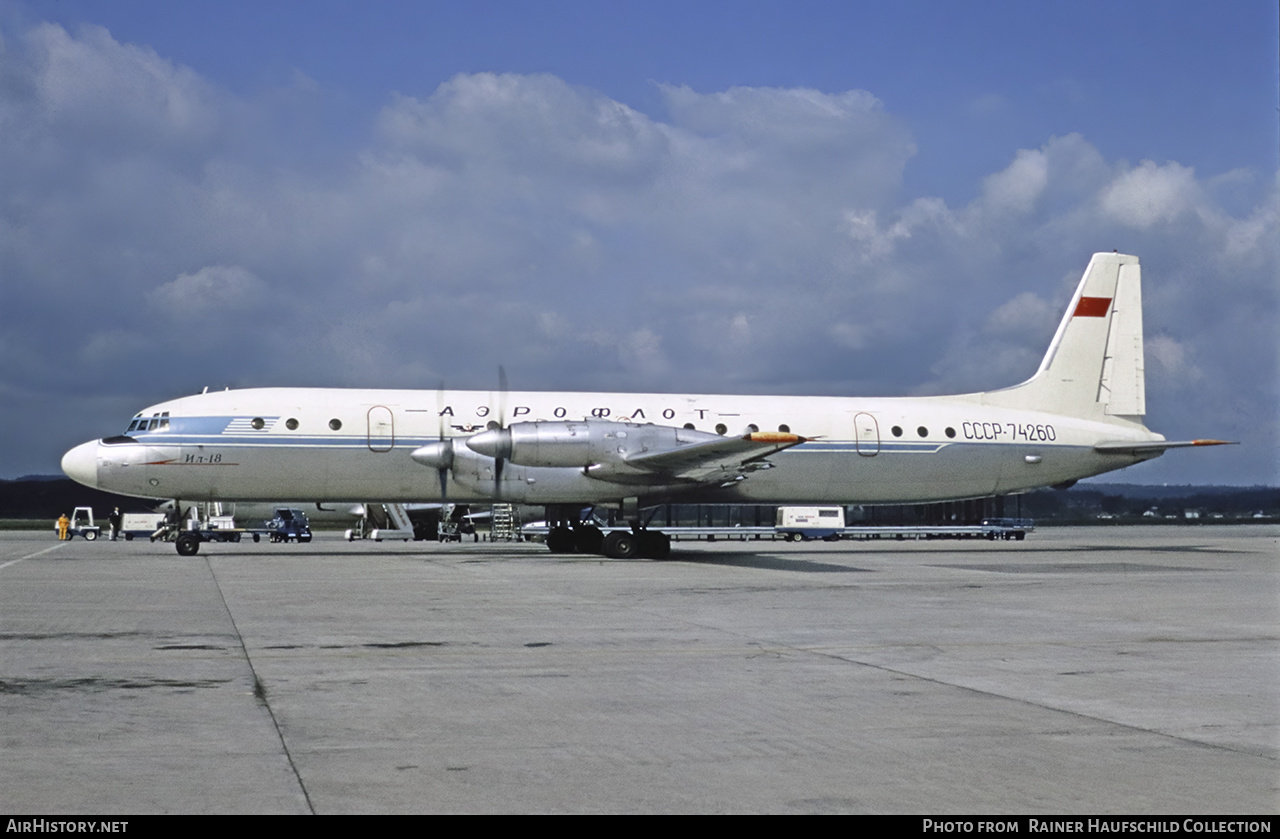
985, 253, 1146, 419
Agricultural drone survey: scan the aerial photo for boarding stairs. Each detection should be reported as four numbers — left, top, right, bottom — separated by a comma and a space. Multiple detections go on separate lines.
346, 503, 416, 541
489, 504, 522, 542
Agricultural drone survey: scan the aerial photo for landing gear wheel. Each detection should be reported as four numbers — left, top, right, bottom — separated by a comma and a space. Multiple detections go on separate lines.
176, 533, 201, 557
574, 526, 604, 554
602, 530, 640, 560
546, 526, 575, 553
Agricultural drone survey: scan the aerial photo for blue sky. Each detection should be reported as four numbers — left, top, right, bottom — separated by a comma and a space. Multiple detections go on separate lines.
1, 0, 1277, 484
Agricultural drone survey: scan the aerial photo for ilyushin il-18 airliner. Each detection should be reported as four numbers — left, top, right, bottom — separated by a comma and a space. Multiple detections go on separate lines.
63, 253, 1231, 558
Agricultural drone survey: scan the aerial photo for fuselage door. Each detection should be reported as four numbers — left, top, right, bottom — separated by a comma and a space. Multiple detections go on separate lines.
854, 412, 880, 457
367, 406, 395, 452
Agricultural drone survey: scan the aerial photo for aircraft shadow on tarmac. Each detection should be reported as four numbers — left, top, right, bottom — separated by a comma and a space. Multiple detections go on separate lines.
643, 552, 872, 573
943, 561, 1215, 574
124, 534, 1252, 574
173, 542, 872, 573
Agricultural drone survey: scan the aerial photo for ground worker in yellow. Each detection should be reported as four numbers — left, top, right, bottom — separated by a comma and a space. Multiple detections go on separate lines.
56, 513, 70, 540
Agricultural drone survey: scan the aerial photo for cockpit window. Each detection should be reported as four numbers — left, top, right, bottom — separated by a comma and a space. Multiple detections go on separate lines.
126, 411, 170, 434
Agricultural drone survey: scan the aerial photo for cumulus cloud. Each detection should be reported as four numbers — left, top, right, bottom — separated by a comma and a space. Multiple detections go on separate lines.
982, 292, 1056, 340
1, 22, 1275, 484
1145, 334, 1203, 384
5, 23, 226, 171
1100, 160, 1202, 229
980, 148, 1050, 215
379, 73, 666, 183
660, 84, 914, 203
149, 265, 265, 313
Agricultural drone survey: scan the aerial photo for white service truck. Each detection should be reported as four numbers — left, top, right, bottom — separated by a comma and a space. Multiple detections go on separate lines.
775, 506, 846, 541
120, 513, 168, 541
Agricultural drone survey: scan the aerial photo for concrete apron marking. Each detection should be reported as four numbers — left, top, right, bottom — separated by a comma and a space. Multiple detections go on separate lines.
202, 555, 316, 814
0, 542, 67, 571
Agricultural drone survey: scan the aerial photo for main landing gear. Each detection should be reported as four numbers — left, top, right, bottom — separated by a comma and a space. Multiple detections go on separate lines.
542, 502, 672, 560
545, 525, 671, 559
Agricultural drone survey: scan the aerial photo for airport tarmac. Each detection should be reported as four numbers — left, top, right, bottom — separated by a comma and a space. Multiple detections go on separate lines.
1, 526, 1276, 814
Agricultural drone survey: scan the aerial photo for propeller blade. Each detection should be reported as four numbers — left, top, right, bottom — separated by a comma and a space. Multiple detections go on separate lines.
493, 365, 509, 499
497, 364, 508, 425
437, 383, 450, 512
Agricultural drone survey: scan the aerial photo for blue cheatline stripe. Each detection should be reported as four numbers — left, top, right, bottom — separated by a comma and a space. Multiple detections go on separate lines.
222, 417, 281, 433
128, 416, 277, 436
141, 440, 412, 449
794, 442, 950, 454
116, 433, 432, 449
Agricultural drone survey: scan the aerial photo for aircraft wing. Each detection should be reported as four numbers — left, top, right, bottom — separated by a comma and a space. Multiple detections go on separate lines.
1094, 439, 1235, 454
586, 431, 807, 484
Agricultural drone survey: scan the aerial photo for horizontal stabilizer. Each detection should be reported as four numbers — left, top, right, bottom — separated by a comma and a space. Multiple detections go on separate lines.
1094, 439, 1236, 455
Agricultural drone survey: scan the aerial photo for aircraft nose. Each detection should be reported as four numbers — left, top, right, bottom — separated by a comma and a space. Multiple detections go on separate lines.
61, 441, 100, 489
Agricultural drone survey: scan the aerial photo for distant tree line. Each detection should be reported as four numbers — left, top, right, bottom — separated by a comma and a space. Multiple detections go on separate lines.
0, 477, 162, 520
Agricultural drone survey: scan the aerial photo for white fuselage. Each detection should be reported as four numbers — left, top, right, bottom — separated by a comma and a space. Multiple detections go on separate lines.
62, 385, 1159, 507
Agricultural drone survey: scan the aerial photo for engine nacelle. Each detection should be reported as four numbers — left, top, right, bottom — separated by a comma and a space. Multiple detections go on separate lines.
465, 421, 725, 468
439, 443, 681, 504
